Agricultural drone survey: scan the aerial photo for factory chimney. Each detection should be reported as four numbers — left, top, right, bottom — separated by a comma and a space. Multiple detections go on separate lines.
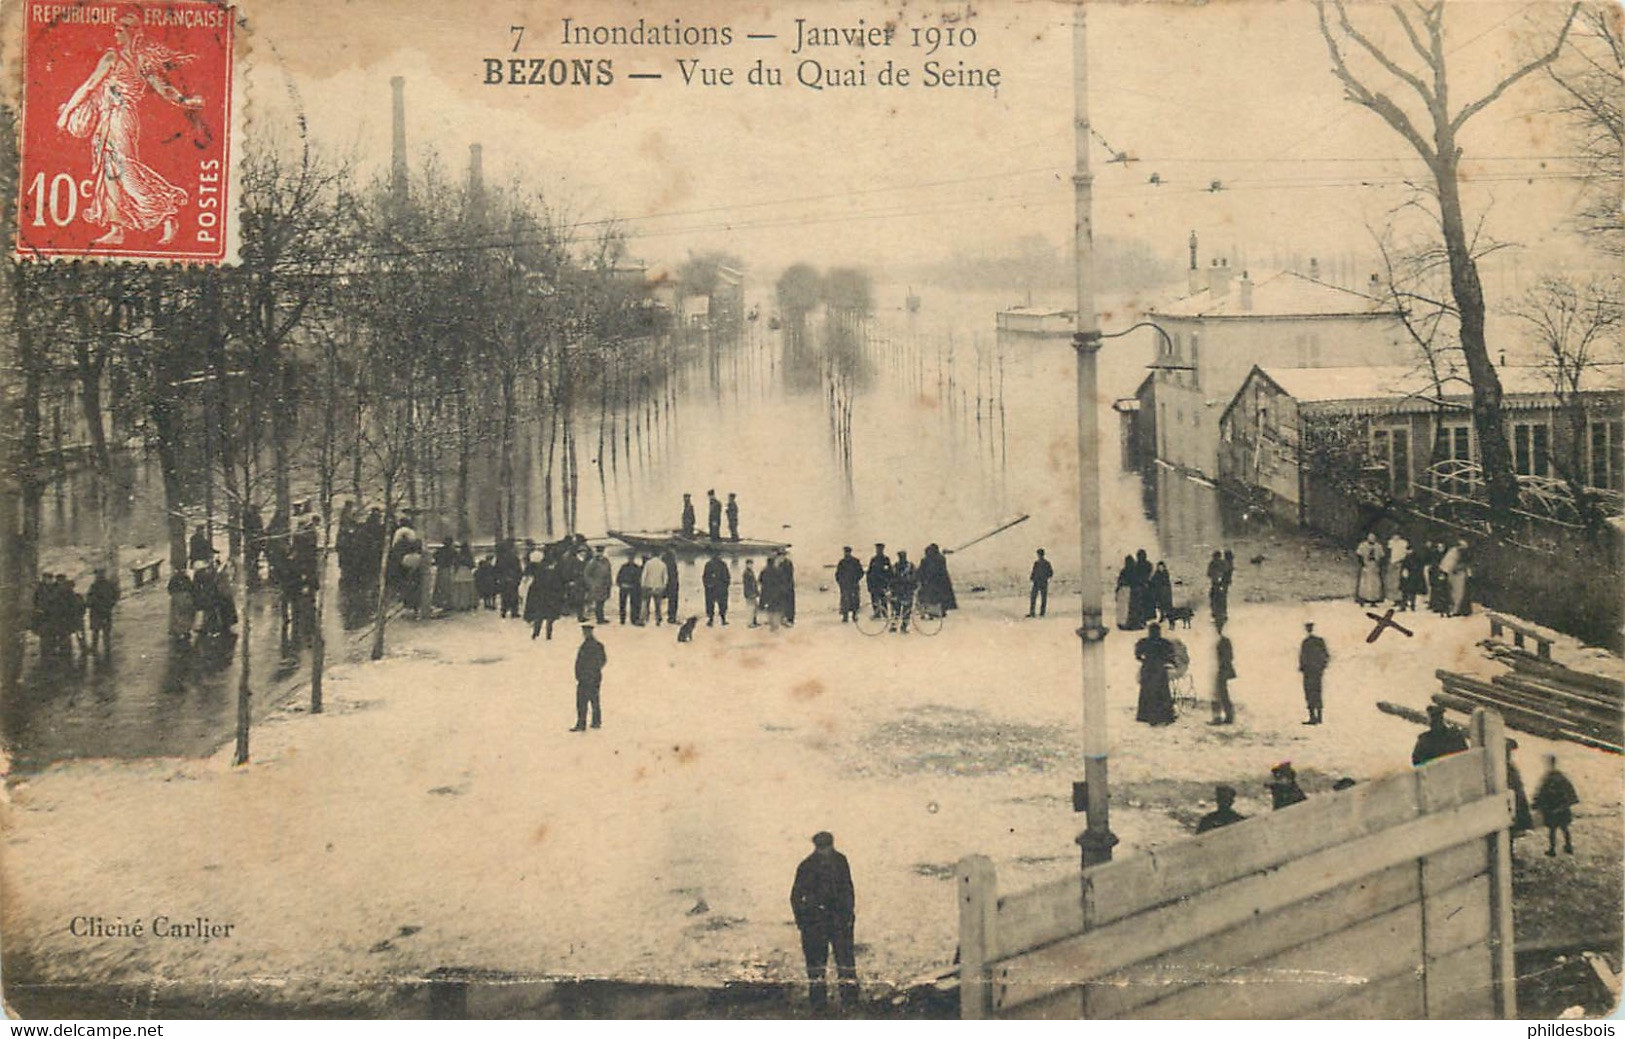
390, 76, 407, 204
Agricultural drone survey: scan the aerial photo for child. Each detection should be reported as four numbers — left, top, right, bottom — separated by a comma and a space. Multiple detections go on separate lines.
1532, 753, 1579, 856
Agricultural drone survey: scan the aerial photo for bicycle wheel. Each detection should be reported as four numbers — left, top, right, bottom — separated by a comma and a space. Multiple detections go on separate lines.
912, 601, 944, 636
855, 600, 890, 636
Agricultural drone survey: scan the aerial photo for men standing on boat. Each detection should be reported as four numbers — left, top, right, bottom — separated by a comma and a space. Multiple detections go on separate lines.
681, 493, 696, 538
726, 493, 740, 541
707, 490, 723, 540
703, 551, 731, 626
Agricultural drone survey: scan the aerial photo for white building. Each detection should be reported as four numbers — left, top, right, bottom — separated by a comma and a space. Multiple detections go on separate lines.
1147, 251, 1409, 477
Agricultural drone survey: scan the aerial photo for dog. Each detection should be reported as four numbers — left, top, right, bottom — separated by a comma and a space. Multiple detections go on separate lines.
1164, 605, 1195, 629
676, 616, 699, 643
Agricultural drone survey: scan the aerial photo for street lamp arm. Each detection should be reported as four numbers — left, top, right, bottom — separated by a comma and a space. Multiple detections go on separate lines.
1097, 320, 1175, 352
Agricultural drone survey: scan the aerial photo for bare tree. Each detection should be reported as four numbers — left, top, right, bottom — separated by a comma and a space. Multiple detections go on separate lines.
1511, 274, 1624, 527
1549, 4, 1624, 256
1316, 0, 1580, 516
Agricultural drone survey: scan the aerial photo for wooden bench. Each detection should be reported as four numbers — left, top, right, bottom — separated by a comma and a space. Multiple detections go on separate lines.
1487, 612, 1553, 660
130, 558, 164, 588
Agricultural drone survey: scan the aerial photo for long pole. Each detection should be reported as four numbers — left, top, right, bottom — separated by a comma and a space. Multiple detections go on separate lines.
1072, 1, 1117, 868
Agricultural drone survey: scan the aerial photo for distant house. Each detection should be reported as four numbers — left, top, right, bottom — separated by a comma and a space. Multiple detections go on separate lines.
1218, 363, 1625, 529
1145, 246, 1408, 477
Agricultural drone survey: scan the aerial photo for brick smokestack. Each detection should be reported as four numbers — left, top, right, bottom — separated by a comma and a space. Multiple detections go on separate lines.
390, 76, 407, 203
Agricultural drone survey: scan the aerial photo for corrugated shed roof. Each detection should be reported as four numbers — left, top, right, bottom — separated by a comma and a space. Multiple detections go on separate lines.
1152, 269, 1398, 319
1260, 364, 1624, 403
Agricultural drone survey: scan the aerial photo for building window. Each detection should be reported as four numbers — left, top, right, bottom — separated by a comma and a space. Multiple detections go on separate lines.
1371, 426, 1411, 495
1434, 423, 1474, 496
1511, 421, 1550, 478
1590, 419, 1623, 490
1189, 333, 1201, 390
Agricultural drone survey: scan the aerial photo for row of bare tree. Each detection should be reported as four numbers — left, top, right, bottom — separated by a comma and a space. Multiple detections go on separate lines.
0, 115, 684, 764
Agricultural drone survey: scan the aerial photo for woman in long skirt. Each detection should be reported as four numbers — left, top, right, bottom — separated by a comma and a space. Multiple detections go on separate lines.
1133, 624, 1177, 726
1114, 555, 1135, 629
1354, 533, 1384, 605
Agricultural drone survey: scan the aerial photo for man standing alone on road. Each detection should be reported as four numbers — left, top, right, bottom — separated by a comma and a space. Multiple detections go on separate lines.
1211, 617, 1236, 725
1298, 622, 1330, 725
791, 831, 858, 1016
1028, 548, 1053, 618
570, 625, 606, 732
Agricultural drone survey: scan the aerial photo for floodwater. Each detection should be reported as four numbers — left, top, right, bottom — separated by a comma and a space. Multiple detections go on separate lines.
5, 282, 1266, 771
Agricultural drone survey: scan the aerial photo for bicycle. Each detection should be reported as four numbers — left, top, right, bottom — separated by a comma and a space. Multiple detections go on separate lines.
854, 590, 944, 636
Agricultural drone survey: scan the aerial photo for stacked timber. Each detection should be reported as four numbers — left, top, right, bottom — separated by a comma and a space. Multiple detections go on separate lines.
1434, 665, 1623, 755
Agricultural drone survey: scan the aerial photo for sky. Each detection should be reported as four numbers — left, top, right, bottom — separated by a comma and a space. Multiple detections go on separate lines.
15, 0, 1608, 284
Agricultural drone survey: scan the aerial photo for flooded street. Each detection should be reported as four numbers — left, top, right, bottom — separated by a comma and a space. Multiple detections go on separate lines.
5, 282, 1276, 773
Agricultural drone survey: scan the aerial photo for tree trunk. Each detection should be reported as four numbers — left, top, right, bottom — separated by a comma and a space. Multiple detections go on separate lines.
1433, 148, 1518, 515
370, 475, 394, 661
500, 370, 516, 543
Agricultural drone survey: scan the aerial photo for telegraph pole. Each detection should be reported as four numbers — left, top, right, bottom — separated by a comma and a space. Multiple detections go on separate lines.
1071, 0, 1117, 868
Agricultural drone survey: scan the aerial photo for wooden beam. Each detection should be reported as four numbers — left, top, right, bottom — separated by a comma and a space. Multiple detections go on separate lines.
1472, 709, 1518, 1020
956, 856, 997, 1020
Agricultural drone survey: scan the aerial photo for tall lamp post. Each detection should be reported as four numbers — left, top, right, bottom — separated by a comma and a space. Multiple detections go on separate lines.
1071, 0, 1118, 869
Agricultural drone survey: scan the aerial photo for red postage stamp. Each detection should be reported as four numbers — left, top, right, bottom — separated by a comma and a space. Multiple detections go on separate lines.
16, 1, 234, 262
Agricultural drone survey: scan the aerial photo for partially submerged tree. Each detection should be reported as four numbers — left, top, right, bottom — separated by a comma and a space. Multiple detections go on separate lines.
1316, 0, 1581, 516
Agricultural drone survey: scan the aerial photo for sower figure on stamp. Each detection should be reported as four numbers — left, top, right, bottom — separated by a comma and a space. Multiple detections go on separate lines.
569, 625, 606, 732
56, 11, 204, 246
1298, 622, 1330, 725
791, 831, 858, 1015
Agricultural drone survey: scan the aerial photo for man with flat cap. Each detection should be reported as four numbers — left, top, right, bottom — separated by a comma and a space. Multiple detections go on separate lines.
791, 831, 858, 1015
1298, 622, 1330, 725
1196, 785, 1246, 834
834, 546, 863, 623
865, 543, 892, 619
570, 624, 607, 732
1411, 704, 1469, 766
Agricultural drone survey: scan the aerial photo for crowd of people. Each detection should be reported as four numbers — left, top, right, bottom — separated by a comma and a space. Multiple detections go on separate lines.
1354, 530, 1475, 616
1115, 548, 1206, 630
29, 569, 120, 660
832, 542, 958, 633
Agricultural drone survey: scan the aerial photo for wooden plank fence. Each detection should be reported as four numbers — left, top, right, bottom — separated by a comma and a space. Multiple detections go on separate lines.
957, 709, 1517, 1020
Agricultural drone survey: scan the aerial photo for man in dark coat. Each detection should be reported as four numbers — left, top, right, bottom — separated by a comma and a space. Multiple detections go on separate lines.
86, 568, 120, 653
681, 493, 696, 537
1195, 784, 1246, 834
834, 547, 863, 622
1532, 753, 1578, 856
1410, 704, 1469, 766
889, 551, 916, 632
790, 831, 858, 1015
662, 547, 680, 624
189, 524, 213, 567
725, 492, 740, 541
706, 489, 722, 540
1133, 622, 1176, 725
917, 544, 956, 615
1298, 622, 1330, 725
1211, 618, 1236, 725
569, 625, 607, 731
527, 552, 566, 641
702, 552, 731, 626
495, 540, 523, 619
615, 553, 642, 625
1267, 762, 1308, 810
781, 552, 797, 624
1028, 548, 1053, 618
1206, 550, 1228, 626
865, 544, 891, 618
